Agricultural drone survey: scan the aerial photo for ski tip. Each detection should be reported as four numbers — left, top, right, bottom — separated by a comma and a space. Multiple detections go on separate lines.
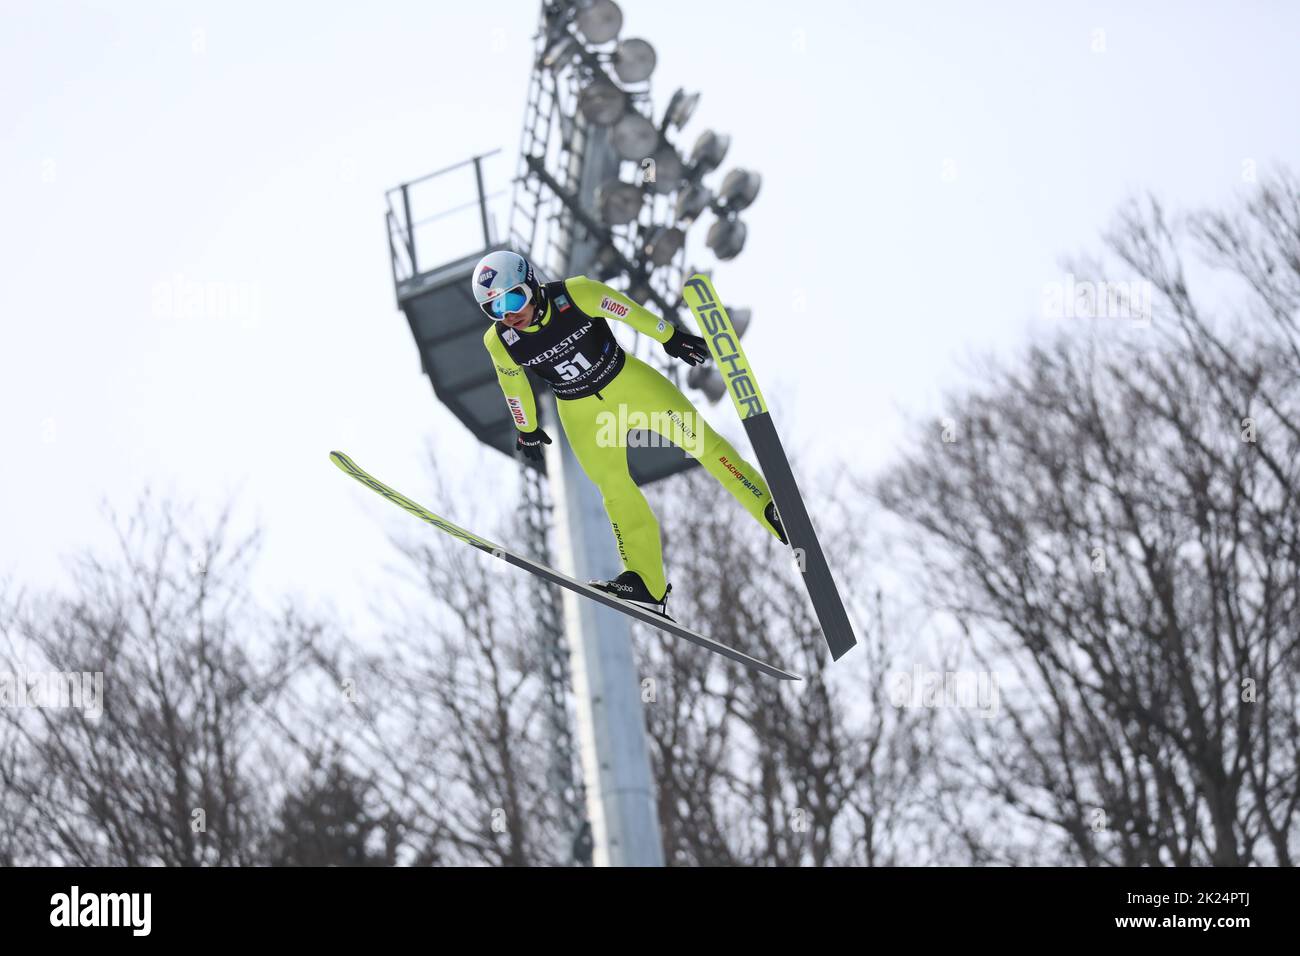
682, 274, 714, 297
757, 660, 801, 681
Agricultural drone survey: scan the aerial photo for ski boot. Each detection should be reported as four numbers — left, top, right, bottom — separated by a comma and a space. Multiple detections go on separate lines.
588, 570, 675, 621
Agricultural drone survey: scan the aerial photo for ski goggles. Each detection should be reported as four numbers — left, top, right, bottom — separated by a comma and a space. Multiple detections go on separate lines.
480, 283, 533, 321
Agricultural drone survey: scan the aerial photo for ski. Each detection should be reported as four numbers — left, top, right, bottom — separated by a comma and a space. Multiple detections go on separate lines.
329, 451, 801, 681
680, 275, 858, 661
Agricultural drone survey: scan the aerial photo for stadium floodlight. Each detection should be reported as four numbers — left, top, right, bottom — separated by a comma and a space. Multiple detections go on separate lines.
595, 179, 644, 226
611, 111, 658, 161
576, 0, 623, 44
613, 38, 656, 83
689, 130, 730, 176
674, 182, 713, 224
646, 143, 683, 196
643, 226, 685, 267
728, 306, 751, 337
715, 168, 761, 213
706, 216, 747, 260
664, 89, 700, 129
541, 33, 581, 71
687, 365, 727, 403
578, 80, 627, 126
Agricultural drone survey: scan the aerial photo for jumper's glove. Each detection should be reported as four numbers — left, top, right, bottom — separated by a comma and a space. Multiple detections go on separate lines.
662, 327, 709, 366
516, 427, 552, 463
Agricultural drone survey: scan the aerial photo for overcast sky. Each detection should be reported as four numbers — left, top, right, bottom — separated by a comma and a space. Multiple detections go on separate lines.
3, 0, 1298, 624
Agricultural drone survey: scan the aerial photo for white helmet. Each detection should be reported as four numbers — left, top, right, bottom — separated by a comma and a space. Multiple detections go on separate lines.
472, 250, 541, 321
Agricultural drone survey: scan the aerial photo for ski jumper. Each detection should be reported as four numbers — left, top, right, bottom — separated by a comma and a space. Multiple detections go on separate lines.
483, 275, 782, 600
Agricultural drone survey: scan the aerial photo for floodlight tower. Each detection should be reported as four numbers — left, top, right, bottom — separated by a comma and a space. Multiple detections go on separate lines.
508, 0, 763, 867
384, 0, 764, 867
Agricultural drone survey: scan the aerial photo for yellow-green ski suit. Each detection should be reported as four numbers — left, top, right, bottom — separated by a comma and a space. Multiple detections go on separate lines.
483, 275, 781, 600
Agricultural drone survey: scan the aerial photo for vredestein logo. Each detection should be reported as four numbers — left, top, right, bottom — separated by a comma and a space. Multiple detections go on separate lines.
684, 277, 764, 418
523, 321, 593, 365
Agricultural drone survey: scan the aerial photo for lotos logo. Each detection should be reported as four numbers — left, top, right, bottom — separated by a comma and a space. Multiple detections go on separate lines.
507, 397, 529, 427
599, 296, 629, 318
478, 266, 498, 287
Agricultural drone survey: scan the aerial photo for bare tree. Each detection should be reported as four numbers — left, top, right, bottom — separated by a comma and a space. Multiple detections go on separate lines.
640, 465, 935, 866
302, 451, 936, 866
875, 173, 1300, 865
0, 493, 330, 865
299, 460, 579, 866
